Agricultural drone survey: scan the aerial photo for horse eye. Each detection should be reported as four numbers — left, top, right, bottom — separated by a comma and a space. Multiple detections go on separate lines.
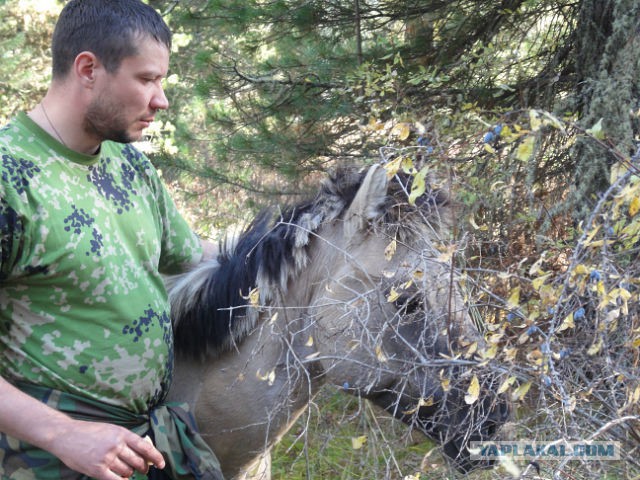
393, 293, 422, 314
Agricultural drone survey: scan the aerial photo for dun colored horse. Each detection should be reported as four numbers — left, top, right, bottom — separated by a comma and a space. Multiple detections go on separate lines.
167, 164, 508, 479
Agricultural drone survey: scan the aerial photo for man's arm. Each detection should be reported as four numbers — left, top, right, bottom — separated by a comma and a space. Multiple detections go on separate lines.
0, 376, 165, 479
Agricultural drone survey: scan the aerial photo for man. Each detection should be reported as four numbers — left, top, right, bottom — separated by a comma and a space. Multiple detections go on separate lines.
0, 0, 222, 478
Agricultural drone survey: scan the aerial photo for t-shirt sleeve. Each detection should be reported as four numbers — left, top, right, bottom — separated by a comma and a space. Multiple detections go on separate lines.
155, 178, 203, 274
0, 176, 25, 282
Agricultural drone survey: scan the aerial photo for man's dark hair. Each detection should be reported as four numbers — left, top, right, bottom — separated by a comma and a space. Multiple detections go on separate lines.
51, 0, 172, 78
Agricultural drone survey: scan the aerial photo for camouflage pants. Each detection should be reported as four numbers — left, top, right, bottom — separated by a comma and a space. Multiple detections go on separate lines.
0, 383, 224, 480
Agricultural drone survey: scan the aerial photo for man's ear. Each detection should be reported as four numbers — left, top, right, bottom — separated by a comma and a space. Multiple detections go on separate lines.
74, 51, 101, 86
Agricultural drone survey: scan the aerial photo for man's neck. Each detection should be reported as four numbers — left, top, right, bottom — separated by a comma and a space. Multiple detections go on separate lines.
28, 93, 101, 155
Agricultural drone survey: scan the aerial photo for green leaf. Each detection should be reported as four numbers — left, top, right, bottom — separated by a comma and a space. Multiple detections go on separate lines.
408, 166, 429, 205
586, 118, 605, 140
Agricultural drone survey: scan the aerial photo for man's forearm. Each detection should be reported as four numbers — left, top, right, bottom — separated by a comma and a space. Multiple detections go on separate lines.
0, 376, 73, 452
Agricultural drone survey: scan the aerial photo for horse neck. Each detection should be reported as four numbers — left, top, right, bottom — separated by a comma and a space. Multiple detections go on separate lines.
179, 302, 325, 478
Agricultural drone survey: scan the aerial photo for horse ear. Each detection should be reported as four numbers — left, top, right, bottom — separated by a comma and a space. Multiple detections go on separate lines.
344, 164, 388, 239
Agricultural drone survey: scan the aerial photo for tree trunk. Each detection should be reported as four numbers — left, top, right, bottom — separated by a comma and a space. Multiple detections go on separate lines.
567, 0, 640, 219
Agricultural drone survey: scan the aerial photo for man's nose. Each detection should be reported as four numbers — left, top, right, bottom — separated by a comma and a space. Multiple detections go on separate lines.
151, 84, 169, 111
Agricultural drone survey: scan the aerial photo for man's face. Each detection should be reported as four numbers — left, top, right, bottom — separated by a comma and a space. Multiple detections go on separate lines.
84, 35, 170, 144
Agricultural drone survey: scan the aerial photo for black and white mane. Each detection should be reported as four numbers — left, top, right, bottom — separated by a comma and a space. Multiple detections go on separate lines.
169, 165, 451, 359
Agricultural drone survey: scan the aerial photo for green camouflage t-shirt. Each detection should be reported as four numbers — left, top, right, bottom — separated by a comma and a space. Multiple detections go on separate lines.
0, 112, 202, 414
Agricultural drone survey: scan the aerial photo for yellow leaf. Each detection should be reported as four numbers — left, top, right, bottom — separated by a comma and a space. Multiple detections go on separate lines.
529, 257, 545, 276
464, 375, 480, 404
408, 165, 429, 205
256, 368, 276, 386
401, 279, 414, 290
403, 474, 421, 480
532, 273, 551, 291
629, 197, 640, 217
437, 244, 456, 262
367, 117, 384, 131
244, 287, 260, 306
391, 122, 411, 140
529, 109, 542, 131
526, 349, 544, 365
574, 264, 589, 275
440, 376, 451, 392
557, 313, 575, 332
384, 239, 397, 260
507, 286, 520, 308
465, 342, 478, 358
498, 455, 522, 478
610, 161, 627, 184
503, 347, 518, 362
480, 344, 498, 360
564, 395, 577, 412
469, 215, 487, 230
384, 157, 402, 178
375, 344, 388, 362
351, 435, 367, 450
305, 336, 314, 347
511, 381, 532, 401
587, 337, 603, 356
515, 136, 535, 162
497, 376, 517, 394
582, 224, 601, 246
387, 287, 401, 303
632, 337, 640, 348
631, 386, 640, 404
484, 143, 496, 154
540, 110, 566, 133
420, 397, 434, 407
402, 397, 435, 415
401, 156, 416, 174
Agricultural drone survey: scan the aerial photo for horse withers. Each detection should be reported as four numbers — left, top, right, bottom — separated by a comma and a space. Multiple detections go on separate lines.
167, 164, 509, 479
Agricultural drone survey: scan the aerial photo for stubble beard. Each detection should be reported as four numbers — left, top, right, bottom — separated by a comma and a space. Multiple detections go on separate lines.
84, 95, 136, 144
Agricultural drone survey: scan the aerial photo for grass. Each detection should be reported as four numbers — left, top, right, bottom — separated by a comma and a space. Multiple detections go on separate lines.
271, 386, 464, 480
270, 386, 638, 480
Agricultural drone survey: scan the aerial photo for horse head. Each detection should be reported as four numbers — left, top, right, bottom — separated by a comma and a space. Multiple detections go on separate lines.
282, 165, 508, 472
169, 163, 508, 476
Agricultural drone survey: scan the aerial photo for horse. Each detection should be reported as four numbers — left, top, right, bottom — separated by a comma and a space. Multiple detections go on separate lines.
166, 164, 509, 479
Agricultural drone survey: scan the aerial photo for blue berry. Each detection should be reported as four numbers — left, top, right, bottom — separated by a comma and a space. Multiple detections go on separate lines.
542, 375, 552, 387
493, 124, 503, 136
526, 325, 538, 335
417, 136, 430, 146
574, 307, 585, 320
589, 270, 601, 281
483, 131, 495, 143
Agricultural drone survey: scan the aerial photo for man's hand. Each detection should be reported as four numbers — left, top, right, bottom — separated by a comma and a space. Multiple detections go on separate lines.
46, 419, 165, 479
0, 377, 165, 480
